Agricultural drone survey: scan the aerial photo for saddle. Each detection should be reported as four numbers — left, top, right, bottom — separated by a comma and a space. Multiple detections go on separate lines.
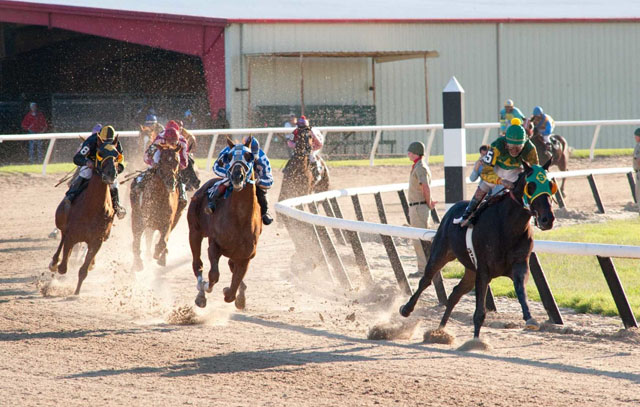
466, 190, 510, 226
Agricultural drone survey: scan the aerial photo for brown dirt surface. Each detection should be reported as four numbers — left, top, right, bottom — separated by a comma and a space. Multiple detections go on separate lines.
1, 156, 639, 406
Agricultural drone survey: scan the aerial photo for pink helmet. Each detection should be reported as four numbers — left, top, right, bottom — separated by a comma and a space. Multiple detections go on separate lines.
166, 120, 181, 131
297, 115, 308, 127
163, 128, 179, 145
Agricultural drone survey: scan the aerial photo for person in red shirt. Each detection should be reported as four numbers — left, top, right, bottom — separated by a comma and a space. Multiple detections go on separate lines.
21, 102, 48, 164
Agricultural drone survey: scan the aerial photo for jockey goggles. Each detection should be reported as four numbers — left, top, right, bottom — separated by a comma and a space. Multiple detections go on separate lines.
522, 165, 558, 207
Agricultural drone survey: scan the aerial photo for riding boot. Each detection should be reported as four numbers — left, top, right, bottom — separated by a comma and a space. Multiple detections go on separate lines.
452, 196, 481, 226
256, 187, 274, 225
205, 185, 223, 214
63, 176, 89, 207
110, 186, 127, 220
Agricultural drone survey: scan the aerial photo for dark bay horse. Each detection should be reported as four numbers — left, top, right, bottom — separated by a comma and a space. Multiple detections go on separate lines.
130, 144, 184, 270
49, 140, 122, 295
400, 161, 557, 344
525, 117, 570, 194
187, 136, 262, 309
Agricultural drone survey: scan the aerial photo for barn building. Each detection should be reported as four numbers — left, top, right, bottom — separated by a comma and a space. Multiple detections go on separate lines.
1, 0, 639, 161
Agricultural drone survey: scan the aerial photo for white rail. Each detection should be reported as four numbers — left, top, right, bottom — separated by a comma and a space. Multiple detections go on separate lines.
275, 170, 640, 260
2, 118, 640, 174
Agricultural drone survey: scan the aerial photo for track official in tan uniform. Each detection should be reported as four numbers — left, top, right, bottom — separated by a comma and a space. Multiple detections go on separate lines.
407, 141, 436, 277
633, 128, 640, 214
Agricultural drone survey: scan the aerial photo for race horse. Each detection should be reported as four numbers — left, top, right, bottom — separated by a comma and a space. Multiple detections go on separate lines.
130, 143, 187, 270
187, 136, 262, 309
48, 139, 122, 295
525, 117, 570, 194
400, 160, 557, 344
277, 127, 330, 271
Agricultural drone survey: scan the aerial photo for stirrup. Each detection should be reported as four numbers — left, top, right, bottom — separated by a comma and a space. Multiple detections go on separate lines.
452, 215, 464, 225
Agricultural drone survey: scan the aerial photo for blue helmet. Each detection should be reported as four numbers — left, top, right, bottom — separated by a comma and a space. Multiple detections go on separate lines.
145, 114, 158, 124
532, 106, 544, 117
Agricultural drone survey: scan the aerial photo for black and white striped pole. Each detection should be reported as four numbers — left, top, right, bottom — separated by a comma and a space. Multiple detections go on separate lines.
442, 76, 466, 210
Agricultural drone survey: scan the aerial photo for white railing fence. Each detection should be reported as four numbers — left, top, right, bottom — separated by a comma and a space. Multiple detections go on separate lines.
1, 119, 640, 175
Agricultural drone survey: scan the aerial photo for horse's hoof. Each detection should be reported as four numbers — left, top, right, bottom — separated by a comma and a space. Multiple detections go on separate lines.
132, 259, 143, 272
205, 281, 214, 294
223, 287, 235, 303
235, 294, 246, 310
157, 255, 166, 267
195, 293, 207, 308
399, 304, 412, 318
58, 266, 67, 275
48, 261, 58, 272
525, 318, 540, 331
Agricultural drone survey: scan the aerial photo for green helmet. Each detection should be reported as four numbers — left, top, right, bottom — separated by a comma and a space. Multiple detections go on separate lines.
634, 128, 640, 136
407, 141, 425, 156
505, 125, 526, 145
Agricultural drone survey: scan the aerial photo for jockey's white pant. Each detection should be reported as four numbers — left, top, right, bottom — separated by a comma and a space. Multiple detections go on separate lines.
478, 167, 521, 193
78, 165, 93, 179
310, 150, 320, 163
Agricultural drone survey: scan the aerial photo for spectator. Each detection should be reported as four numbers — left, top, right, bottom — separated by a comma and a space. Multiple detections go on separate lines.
634, 128, 640, 214
21, 102, 48, 164
499, 99, 525, 137
212, 108, 229, 130
284, 113, 297, 129
469, 145, 490, 182
405, 141, 436, 278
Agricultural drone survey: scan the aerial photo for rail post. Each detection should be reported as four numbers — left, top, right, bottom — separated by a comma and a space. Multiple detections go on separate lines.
443, 76, 466, 211
529, 253, 563, 324
587, 174, 605, 213
41, 138, 57, 175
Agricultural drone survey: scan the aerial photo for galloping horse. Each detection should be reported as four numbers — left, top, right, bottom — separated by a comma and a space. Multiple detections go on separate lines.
400, 161, 556, 343
130, 143, 185, 270
49, 140, 122, 295
278, 127, 330, 202
187, 136, 262, 309
525, 117, 570, 194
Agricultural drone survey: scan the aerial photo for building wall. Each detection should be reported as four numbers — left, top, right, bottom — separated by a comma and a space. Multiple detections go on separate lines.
226, 22, 640, 155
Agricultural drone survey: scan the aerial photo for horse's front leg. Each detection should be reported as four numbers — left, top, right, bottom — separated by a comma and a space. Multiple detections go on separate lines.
56, 237, 75, 275
49, 232, 65, 272
206, 239, 221, 293
74, 241, 101, 295
131, 211, 144, 272
189, 228, 207, 308
223, 258, 249, 306
439, 268, 475, 329
512, 261, 539, 330
155, 225, 171, 267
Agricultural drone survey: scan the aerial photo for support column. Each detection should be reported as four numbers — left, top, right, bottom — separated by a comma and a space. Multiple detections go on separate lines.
202, 28, 226, 120
442, 77, 466, 211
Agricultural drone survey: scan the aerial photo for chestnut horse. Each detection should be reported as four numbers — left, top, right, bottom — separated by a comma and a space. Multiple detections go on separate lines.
49, 140, 122, 295
188, 136, 262, 309
130, 144, 184, 270
525, 117, 570, 194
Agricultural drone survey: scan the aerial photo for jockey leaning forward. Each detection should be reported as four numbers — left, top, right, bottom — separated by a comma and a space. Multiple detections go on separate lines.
453, 118, 539, 227
286, 115, 325, 182
63, 125, 126, 219
135, 121, 189, 206
531, 106, 555, 156
207, 136, 274, 225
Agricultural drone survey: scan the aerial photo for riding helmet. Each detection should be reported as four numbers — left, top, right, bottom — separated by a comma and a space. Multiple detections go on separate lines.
145, 114, 157, 125
635, 128, 640, 136
504, 99, 514, 107
98, 125, 116, 142
532, 106, 544, 117
407, 141, 425, 156
505, 124, 526, 145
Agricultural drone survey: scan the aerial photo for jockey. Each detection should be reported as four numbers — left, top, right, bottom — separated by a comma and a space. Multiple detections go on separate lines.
63, 125, 126, 219
208, 137, 274, 225
453, 118, 539, 227
531, 106, 555, 152
137, 123, 189, 205
499, 99, 525, 136
286, 115, 325, 181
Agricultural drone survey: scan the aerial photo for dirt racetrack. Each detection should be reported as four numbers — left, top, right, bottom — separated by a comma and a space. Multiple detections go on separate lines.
1, 156, 640, 406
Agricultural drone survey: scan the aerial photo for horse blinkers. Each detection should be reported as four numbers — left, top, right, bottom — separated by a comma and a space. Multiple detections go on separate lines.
523, 171, 556, 231
95, 143, 120, 184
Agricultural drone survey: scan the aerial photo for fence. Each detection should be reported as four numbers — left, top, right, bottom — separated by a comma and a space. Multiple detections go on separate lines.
2, 118, 640, 175
275, 168, 640, 329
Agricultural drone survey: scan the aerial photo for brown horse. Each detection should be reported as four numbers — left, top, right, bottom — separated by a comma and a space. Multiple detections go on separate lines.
188, 136, 262, 309
525, 117, 570, 194
48, 140, 122, 295
130, 144, 184, 270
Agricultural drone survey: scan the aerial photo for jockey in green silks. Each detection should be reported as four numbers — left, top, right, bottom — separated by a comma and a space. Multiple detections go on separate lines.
453, 118, 539, 227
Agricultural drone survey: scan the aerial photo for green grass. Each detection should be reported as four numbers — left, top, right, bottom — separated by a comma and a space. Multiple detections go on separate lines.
441, 218, 640, 319
3, 148, 632, 174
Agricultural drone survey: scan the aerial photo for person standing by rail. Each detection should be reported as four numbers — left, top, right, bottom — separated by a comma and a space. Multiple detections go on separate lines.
633, 128, 640, 214
406, 141, 436, 278
21, 102, 48, 164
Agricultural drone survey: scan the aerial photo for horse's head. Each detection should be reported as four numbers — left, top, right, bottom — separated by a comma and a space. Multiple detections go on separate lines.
294, 127, 313, 157
515, 160, 557, 230
156, 143, 182, 191
95, 139, 122, 185
178, 154, 201, 191
225, 136, 255, 191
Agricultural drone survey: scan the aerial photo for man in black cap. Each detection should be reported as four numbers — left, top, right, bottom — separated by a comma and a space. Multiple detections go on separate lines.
634, 128, 640, 214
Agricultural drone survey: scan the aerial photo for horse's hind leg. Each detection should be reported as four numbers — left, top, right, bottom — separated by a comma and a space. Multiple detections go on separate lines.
74, 241, 101, 295
400, 247, 455, 318
223, 258, 249, 305
206, 240, 221, 293
57, 238, 75, 275
438, 268, 476, 329
227, 259, 247, 310
512, 261, 538, 329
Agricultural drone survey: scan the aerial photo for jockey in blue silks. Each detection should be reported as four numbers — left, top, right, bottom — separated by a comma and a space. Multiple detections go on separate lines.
207, 136, 274, 225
